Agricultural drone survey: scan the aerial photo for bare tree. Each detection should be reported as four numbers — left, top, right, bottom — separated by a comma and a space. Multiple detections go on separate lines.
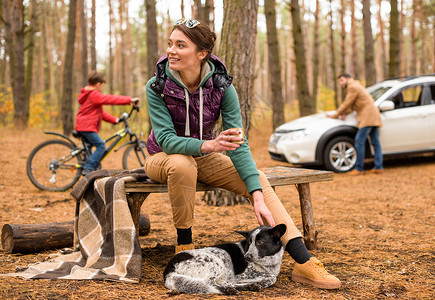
312, 0, 320, 105
329, 0, 338, 108
1, 1, 36, 129
145, 0, 159, 134
362, 0, 376, 85
410, 0, 418, 75
108, 0, 114, 94
388, 0, 400, 77
340, 0, 346, 74
377, 0, 387, 79
80, 0, 88, 86
90, 0, 96, 70
289, 0, 314, 116
25, 0, 37, 110
219, 0, 258, 136
61, 0, 77, 135
350, 0, 359, 79
265, 0, 284, 129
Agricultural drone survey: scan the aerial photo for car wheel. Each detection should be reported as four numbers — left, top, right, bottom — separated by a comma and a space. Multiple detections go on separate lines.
323, 136, 357, 173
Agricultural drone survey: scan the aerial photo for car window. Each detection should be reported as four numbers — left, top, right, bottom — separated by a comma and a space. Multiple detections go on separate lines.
369, 87, 391, 101
427, 85, 435, 105
390, 85, 423, 109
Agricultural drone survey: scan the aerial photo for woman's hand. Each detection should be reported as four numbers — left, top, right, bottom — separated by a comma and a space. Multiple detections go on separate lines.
200, 129, 243, 153
252, 190, 275, 227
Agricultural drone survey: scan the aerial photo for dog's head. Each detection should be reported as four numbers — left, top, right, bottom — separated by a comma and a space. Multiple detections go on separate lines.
236, 224, 286, 262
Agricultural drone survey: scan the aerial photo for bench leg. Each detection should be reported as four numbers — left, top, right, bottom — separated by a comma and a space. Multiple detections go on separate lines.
296, 183, 318, 250
127, 193, 150, 234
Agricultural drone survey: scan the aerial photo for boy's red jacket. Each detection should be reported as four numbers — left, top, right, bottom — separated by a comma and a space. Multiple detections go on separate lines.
75, 89, 132, 132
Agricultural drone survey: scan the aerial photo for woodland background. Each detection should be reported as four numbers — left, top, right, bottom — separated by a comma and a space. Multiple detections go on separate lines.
0, 0, 434, 135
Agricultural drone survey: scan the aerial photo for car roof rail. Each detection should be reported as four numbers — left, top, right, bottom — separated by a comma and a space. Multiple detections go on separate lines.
382, 73, 435, 82
402, 73, 435, 81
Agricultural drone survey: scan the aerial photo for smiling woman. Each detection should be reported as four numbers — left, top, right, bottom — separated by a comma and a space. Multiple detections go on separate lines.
142, 18, 341, 291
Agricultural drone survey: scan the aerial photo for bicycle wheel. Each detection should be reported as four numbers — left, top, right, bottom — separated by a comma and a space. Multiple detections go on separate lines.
27, 139, 83, 191
122, 141, 147, 170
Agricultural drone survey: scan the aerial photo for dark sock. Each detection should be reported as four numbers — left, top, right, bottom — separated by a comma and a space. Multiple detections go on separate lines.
176, 227, 192, 245
285, 237, 311, 264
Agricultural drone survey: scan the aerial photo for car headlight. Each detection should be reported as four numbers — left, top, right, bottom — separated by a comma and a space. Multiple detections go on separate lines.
280, 129, 310, 142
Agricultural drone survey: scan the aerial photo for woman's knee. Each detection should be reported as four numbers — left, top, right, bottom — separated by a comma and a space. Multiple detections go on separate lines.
167, 154, 198, 176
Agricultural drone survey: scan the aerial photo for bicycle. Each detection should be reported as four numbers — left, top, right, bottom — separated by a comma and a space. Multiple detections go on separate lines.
26, 106, 147, 192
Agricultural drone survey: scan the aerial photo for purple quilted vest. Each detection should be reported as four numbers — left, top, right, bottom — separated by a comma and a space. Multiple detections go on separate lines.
147, 54, 233, 154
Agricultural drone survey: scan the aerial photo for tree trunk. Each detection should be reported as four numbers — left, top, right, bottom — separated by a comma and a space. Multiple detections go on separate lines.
312, 0, 320, 107
339, 0, 346, 101
362, 0, 376, 86
410, 0, 417, 75
1, 221, 74, 254
350, 0, 359, 79
289, 0, 313, 116
1, 215, 150, 254
25, 0, 37, 113
265, 0, 284, 129
81, 0, 88, 86
419, 0, 427, 73
399, 0, 406, 76
108, 0, 114, 94
340, 0, 346, 74
329, 0, 338, 108
219, 0, 258, 137
90, 0, 97, 71
145, 0, 159, 135
377, 0, 387, 79
388, 0, 400, 78
119, 0, 126, 94
2, 1, 29, 129
61, 0, 77, 135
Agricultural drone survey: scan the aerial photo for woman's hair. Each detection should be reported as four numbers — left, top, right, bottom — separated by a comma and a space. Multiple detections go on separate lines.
173, 20, 217, 64
87, 71, 106, 85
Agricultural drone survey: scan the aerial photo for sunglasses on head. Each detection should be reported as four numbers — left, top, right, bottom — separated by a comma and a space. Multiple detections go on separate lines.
174, 18, 200, 28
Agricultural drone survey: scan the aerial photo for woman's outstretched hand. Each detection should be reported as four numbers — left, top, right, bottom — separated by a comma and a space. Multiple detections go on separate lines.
252, 190, 275, 227
200, 129, 243, 153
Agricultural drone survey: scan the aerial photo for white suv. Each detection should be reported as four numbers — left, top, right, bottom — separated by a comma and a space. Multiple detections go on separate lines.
268, 75, 435, 172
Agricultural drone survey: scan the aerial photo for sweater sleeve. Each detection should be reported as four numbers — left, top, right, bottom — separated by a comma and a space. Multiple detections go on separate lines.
146, 78, 203, 155
221, 85, 261, 193
92, 91, 132, 106
102, 110, 117, 124
336, 85, 358, 116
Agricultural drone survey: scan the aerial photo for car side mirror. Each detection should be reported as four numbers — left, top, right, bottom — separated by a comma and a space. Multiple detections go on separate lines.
379, 100, 395, 112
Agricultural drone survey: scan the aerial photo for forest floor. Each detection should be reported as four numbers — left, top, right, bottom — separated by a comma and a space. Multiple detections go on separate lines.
0, 126, 434, 300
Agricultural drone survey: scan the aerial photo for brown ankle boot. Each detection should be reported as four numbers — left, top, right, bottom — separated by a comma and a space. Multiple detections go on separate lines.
175, 243, 194, 254
292, 257, 341, 289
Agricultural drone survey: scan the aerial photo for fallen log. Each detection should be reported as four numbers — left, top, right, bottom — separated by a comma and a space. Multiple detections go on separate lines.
1, 214, 151, 254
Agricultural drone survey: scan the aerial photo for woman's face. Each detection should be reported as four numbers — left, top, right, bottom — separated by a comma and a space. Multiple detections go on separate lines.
166, 29, 206, 73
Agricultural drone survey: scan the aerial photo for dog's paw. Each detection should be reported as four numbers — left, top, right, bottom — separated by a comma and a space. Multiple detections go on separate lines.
166, 289, 180, 296
217, 286, 239, 295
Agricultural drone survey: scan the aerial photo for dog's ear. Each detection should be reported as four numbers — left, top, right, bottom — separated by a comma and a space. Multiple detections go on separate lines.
271, 224, 287, 240
235, 230, 250, 239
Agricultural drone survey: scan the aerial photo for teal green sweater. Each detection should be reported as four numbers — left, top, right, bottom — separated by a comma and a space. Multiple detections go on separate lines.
146, 61, 261, 193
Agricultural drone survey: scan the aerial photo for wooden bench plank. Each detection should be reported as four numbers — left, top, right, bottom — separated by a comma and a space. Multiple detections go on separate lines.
124, 166, 333, 250
124, 167, 333, 192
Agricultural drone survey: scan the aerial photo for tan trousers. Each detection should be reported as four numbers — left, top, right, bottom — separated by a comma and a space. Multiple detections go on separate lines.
143, 152, 302, 244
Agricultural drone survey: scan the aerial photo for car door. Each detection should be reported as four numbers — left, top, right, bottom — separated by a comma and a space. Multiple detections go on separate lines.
379, 84, 433, 153
422, 83, 435, 149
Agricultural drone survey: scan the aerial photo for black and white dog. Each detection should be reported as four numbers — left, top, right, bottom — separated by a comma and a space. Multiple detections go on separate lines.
163, 224, 287, 294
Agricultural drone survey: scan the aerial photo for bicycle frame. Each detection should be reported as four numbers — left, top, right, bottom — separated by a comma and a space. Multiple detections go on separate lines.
43, 106, 142, 169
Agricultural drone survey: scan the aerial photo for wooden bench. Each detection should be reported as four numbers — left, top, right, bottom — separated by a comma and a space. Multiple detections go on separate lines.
125, 166, 333, 250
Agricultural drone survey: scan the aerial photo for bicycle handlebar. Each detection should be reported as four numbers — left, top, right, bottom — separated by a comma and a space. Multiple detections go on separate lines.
118, 105, 140, 124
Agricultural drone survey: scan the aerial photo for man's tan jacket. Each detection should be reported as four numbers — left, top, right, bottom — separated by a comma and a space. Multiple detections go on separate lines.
335, 78, 382, 128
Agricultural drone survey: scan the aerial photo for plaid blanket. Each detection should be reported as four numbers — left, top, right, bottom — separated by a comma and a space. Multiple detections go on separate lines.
3, 169, 148, 282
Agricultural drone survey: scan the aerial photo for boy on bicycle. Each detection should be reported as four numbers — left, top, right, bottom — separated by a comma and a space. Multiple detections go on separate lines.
75, 71, 140, 175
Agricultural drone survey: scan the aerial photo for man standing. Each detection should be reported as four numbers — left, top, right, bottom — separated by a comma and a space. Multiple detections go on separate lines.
328, 73, 383, 175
